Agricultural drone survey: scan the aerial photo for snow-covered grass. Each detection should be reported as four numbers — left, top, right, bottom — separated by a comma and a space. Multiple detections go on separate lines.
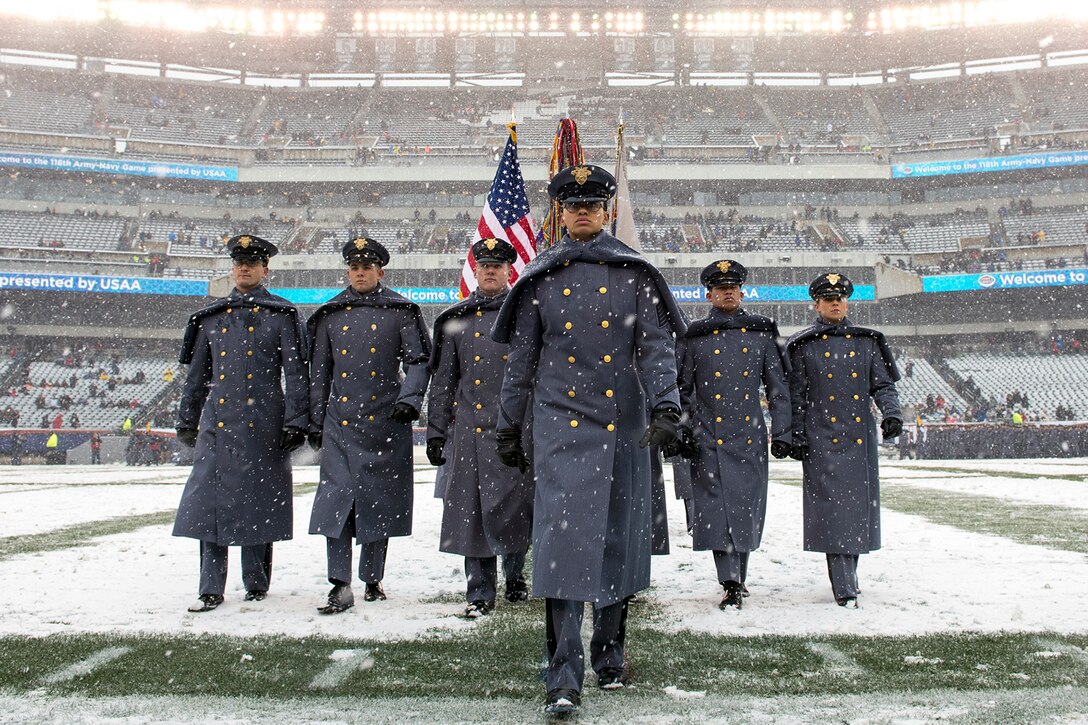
0, 457, 1086, 721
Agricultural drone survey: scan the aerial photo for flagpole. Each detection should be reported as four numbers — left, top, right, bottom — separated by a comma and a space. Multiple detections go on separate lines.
612, 121, 639, 251
612, 124, 624, 234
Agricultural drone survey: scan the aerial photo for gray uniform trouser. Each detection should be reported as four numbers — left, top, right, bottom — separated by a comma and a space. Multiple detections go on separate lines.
713, 547, 750, 585
199, 541, 273, 596
545, 598, 629, 692
464, 550, 526, 603
325, 507, 389, 585
826, 553, 860, 600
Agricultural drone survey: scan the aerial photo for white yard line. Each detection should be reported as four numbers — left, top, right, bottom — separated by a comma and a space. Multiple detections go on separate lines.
308, 648, 374, 689
803, 643, 864, 675
40, 646, 131, 685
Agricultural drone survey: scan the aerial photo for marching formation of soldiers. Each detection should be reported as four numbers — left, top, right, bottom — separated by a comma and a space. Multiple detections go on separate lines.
172, 164, 902, 714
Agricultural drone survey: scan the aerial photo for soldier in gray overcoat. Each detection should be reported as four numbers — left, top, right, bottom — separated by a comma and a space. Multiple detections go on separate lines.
426, 237, 533, 618
174, 235, 309, 613
786, 272, 902, 608
307, 238, 431, 612
673, 260, 792, 610
493, 165, 685, 715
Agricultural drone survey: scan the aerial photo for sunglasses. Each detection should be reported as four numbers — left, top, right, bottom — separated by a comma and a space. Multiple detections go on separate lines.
561, 201, 605, 213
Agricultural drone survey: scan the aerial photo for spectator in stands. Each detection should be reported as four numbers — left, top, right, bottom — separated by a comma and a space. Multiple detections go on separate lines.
90, 432, 102, 464
786, 272, 902, 608
9, 432, 22, 465
306, 237, 430, 613
172, 234, 308, 613
45, 431, 60, 464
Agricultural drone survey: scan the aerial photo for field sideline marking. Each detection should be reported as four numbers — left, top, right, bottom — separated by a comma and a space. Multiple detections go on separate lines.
41, 646, 131, 685
309, 649, 373, 689
804, 642, 864, 675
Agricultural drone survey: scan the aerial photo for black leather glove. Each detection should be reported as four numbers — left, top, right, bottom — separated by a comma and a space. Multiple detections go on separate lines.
660, 437, 683, 459
789, 443, 809, 461
678, 427, 699, 459
280, 427, 306, 452
662, 427, 696, 459
495, 427, 529, 473
881, 417, 903, 440
176, 428, 197, 448
770, 439, 792, 459
308, 431, 323, 452
639, 405, 680, 449
390, 402, 419, 424
426, 437, 446, 466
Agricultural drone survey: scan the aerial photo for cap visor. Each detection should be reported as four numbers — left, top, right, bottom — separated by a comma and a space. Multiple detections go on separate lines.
558, 195, 609, 204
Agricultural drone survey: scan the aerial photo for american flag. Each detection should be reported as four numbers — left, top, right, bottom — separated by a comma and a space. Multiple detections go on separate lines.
459, 125, 538, 298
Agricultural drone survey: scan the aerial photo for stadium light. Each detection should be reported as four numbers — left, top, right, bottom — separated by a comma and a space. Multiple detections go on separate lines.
3, 0, 1086, 38
684, 8, 850, 36
0, 0, 105, 23
868, 0, 1088, 33
0, 0, 325, 34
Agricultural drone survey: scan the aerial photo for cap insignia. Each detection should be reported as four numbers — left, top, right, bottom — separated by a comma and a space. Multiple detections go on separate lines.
572, 166, 591, 185
484, 239, 498, 251
717, 261, 732, 274
354, 239, 367, 250
827, 273, 841, 286
239, 236, 251, 248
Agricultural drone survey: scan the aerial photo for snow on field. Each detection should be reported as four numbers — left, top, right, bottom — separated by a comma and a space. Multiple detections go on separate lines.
652, 482, 1088, 637
885, 471, 1088, 509
0, 459, 1085, 641
0, 466, 473, 641
0, 465, 318, 536
0, 484, 181, 536
903, 459, 1088, 478
1, 686, 1086, 724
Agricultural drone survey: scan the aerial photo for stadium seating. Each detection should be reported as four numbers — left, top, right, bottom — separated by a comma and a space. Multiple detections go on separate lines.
0, 210, 128, 253
3, 357, 180, 429
944, 352, 1088, 420
0, 73, 97, 135
107, 75, 258, 146
873, 75, 1015, 146
999, 205, 1088, 249
836, 212, 991, 253
894, 354, 969, 415
6, 64, 1088, 163
1020, 67, 1088, 134
762, 86, 880, 142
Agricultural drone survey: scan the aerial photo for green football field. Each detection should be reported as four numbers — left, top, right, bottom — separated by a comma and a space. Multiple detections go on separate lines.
0, 458, 1086, 722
